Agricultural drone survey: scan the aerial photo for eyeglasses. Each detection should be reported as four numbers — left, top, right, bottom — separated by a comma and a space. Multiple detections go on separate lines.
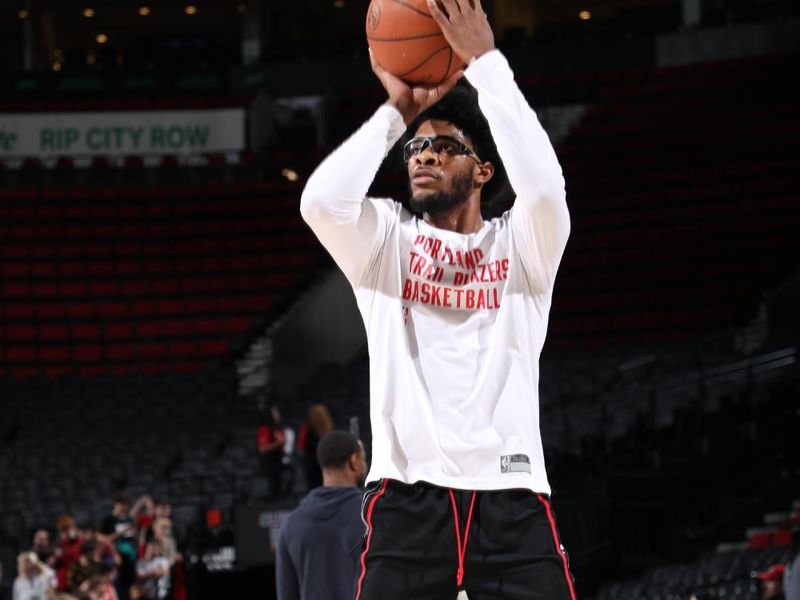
403, 135, 482, 164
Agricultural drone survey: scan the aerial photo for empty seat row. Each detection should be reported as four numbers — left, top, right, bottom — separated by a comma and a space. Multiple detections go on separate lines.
3, 315, 256, 341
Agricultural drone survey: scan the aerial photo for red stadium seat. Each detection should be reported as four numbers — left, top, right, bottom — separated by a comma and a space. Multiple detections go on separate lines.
72, 323, 102, 340
107, 344, 135, 361
139, 342, 167, 359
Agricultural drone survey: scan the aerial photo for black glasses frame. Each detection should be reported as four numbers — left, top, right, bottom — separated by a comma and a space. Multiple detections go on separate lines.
403, 135, 482, 164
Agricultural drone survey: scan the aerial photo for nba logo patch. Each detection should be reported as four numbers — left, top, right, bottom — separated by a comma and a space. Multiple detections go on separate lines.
500, 454, 531, 474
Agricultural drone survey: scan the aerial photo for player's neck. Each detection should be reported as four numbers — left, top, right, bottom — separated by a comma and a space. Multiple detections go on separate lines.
423, 195, 484, 234
322, 470, 356, 488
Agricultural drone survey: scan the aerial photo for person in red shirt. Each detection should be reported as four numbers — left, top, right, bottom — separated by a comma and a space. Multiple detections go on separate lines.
257, 406, 287, 499
53, 513, 84, 591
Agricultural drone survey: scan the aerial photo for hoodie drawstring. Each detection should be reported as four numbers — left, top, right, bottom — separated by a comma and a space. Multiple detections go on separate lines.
448, 488, 477, 588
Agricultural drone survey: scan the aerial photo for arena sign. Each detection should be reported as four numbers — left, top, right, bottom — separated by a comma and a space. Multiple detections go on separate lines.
0, 108, 245, 158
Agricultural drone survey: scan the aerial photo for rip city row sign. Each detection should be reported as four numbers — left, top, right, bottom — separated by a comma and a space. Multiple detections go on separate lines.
0, 108, 244, 158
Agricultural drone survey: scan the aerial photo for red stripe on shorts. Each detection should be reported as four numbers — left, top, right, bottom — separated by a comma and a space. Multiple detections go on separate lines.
355, 479, 389, 600
536, 494, 577, 600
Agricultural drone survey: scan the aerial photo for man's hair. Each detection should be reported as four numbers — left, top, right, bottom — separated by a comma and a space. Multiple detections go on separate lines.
316, 431, 361, 470
404, 79, 513, 218
56, 514, 76, 532
17, 551, 44, 573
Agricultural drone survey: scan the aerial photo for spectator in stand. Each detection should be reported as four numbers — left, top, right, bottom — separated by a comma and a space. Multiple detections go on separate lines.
296, 403, 334, 490
128, 496, 155, 559
150, 519, 178, 567
12, 552, 53, 600
31, 529, 55, 569
755, 564, 787, 600
258, 406, 288, 498
100, 492, 139, 600
276, 431, 368, 600
78, 565, 118, 600
67, 541, 100, 594
82, 525, 121, 574
54, 514, 84, 592
132, 542, 170, 600
28, 529, 57, 589
133, 497, 174, 558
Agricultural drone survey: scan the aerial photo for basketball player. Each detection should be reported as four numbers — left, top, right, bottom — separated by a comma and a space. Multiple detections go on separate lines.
300, 0, 573, 598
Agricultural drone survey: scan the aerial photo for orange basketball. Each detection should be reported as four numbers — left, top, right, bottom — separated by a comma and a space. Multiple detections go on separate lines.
366, 0, 464, 86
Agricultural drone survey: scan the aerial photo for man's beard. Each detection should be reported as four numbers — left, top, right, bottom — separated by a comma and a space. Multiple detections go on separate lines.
408, 171, 473, 217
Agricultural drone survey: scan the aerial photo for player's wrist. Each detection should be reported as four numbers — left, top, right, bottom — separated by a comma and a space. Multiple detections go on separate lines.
466, 45, 496, 66
385, 97, 415, 125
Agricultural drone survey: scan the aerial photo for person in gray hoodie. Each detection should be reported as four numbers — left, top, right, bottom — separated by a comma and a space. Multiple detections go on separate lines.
276, 431, 368, 600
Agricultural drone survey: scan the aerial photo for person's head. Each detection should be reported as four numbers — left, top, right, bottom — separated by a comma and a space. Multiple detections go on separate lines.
152, 518, 172, 541
316, 431, 368, 488
111, 491, 131, 516
403, 80, 511, 220
308, 404, 333, 437
153, 497, 172, 520
83, 574, 111, 599
56, 514, 79, 541
756, 564, 785, 599
32, 528, 50, 549
16, 551, 43, 579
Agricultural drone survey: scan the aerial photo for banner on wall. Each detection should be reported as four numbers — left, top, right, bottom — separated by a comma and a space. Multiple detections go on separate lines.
0, 108, 245, 158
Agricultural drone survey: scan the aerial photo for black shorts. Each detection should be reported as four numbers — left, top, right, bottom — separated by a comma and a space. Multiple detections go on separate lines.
354, 479, 577, 600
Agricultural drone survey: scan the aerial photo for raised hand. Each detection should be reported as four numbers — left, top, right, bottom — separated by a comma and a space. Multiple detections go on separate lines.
370, 49, 463, 125
427, 0, 495, 65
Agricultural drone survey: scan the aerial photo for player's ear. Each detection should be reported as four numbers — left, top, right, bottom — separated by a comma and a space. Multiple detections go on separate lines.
474, 161, 494, 186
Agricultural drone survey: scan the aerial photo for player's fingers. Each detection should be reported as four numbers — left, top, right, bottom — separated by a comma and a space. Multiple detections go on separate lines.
444, 69, 465, 89
426, 0, 449, 25
419, 69, 462, 110
369, 49, 397, 91
368, 48, 387, 78
436, 0, 460, 20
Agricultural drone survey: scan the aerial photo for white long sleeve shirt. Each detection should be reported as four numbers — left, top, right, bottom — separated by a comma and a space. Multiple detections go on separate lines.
12, 574, 51, 600
300, 50, 569, 493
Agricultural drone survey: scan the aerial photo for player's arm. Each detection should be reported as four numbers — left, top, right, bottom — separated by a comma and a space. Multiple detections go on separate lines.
300, 105, 404, 285
431, 0, 570, 289
300, 52, 461, 286
274, 526, 300, 600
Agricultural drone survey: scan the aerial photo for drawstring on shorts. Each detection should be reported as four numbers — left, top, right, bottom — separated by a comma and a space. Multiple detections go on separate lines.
448, 488, 477, 588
